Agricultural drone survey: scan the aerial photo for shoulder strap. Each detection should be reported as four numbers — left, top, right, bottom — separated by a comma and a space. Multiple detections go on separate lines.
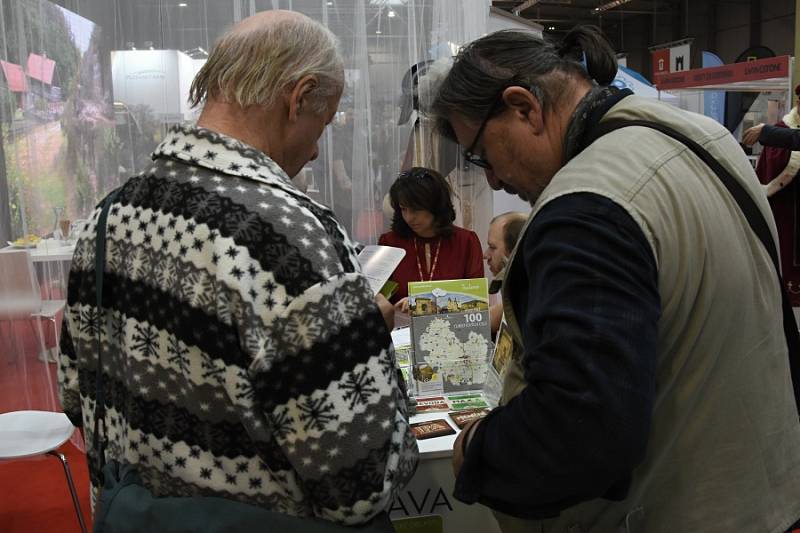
93, 188, 122, 479
586, 119, 800, 413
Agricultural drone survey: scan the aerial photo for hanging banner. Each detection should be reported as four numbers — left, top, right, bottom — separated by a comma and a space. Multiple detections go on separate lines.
702, 51, 726, 125
655, 55, 790, 91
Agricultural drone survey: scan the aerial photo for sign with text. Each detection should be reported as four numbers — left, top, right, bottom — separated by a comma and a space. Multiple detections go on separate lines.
390, 455, 501, 532
654, 55, 790, 91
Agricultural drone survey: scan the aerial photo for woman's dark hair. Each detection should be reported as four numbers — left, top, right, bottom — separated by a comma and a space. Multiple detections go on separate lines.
389, 167, 456, 238
431, 25, 617, 141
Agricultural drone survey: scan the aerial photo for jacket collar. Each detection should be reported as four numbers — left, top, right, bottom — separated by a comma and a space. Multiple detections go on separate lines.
152, 125, 294, 190
562, 87, 633, 164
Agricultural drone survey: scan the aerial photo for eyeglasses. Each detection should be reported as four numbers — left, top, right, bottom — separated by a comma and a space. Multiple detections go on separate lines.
463, 93, 505, 170
463, 85, 543, 170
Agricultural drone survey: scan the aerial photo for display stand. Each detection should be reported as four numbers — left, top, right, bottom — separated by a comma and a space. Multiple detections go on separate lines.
389, 276, 503, 533
390, 412, 501, 533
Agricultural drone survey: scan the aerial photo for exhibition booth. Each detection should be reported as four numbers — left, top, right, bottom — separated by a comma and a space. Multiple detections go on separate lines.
6, 2, 797, 533
655, 54, 796, 150
0, 1, 539, 532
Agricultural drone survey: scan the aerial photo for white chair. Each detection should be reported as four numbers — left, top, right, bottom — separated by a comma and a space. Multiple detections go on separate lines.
0, 410, 88, 533
0, 248, 66, 364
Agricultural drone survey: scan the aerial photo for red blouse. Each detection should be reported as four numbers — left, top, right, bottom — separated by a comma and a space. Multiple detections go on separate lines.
377, 226, 484, 302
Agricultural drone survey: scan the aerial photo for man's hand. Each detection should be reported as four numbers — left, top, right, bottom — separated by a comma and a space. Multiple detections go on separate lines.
452, 418, 482, 477
376, 293, 395, 331
394, 297, 410, 315
742, 123, 765, 146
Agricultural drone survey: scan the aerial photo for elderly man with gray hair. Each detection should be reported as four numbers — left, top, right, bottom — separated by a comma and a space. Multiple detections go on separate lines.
59, 10, 418, 528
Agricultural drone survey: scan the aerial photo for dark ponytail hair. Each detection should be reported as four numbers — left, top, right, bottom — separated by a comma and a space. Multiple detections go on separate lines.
431, 25, 617, 141
558, 25, 617, 86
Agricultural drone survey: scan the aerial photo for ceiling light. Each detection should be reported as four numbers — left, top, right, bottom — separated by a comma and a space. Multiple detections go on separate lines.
548, 26, 555, 30
375, 30, 382, 34
593, 0, 632, 13
388, 10, 396, 17
178, 2, 187, 6
326, 1, 333, 5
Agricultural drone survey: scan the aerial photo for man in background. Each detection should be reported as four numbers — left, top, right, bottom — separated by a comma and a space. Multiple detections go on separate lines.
486, 211, 527, 335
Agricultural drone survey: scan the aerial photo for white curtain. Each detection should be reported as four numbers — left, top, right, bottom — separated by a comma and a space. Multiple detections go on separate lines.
0, 0, 490, 418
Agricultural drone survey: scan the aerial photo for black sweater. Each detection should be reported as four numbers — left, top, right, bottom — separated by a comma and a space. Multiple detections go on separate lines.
454, 192, 660, 520
759, 124, 800, 151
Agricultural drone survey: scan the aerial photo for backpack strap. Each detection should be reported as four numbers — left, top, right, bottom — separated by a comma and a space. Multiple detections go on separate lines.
585, 119, 800, 412
93, 188, 122, 481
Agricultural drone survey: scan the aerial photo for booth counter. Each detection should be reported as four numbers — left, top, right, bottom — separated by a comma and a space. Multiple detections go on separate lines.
390, 412, 502, 533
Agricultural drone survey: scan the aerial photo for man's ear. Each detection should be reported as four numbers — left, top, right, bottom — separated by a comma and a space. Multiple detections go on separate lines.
288, 74, 318, 122
502, 86, 544, 134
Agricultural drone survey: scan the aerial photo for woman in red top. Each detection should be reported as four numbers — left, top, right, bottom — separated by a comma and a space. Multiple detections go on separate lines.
378, 167, 484, 310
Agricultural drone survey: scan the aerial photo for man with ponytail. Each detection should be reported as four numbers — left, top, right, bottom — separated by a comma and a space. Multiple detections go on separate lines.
432, 26, 800, 532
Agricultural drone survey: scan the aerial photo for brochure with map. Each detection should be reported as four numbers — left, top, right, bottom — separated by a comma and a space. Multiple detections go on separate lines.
408, 278, 491, 395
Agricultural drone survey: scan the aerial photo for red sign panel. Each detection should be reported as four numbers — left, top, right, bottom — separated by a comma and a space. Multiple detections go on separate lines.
27, 53, 56, 85
654, 55, 790, 91
0, 60, 27, 93
652, 49, 670, 77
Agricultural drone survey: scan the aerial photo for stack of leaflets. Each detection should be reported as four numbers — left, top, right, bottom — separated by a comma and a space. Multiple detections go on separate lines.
390, 327, 414, 396
448, 392, 490, 411
408, 278, 492, 397
414, 393, 491, 414
483, 320, 513, 405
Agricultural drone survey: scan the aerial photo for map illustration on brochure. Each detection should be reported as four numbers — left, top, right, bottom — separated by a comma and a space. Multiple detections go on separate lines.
408, 278, 491, 394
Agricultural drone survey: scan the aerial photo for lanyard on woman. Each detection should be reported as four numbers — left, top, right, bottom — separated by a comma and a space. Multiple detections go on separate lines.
413, 237, 442, 282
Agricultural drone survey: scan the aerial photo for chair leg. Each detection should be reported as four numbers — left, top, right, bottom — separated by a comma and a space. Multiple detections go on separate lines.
28, 317, 55, 363
48, 450, 88, 533
2, 319, 21, 365
0, 320, 9, 363
49, 316, 60, 363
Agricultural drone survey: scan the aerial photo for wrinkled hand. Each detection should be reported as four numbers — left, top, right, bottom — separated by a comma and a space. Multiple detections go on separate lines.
742, 123, 764, 146
394, 297, 410, 315
376, 293, 395, 331
452, 418, 482, 477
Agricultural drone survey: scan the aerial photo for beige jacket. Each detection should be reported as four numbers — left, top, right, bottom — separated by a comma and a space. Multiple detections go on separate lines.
497, 95, 800, 533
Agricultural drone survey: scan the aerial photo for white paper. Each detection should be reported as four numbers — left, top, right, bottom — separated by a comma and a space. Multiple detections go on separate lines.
357, 245, 406, 295
391, 326, 411, 347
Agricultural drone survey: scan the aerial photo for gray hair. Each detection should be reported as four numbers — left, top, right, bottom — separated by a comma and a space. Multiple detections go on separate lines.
189, 15, 343, 114
431, 26, 617, 141
416, 57, 453, 115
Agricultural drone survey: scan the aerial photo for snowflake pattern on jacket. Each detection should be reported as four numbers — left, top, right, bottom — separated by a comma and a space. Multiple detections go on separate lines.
58, 125, 418, 524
